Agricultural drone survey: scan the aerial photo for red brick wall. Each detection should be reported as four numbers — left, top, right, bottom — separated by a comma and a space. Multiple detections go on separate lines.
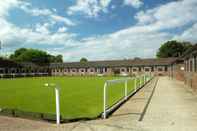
185, 72, 197, 91
174, 64, 185, 81
191, 73, 197, 91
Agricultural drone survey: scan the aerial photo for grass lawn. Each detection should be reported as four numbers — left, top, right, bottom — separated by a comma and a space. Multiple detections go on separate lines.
0, 76, 142, 119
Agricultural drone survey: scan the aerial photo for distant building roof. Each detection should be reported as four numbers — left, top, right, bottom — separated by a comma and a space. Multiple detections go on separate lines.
20, 62, 49, 68
50, 58, 177, 68
0, 58, 21, 68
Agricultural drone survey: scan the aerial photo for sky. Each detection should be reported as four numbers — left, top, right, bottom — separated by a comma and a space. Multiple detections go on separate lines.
0, 0, 197, 62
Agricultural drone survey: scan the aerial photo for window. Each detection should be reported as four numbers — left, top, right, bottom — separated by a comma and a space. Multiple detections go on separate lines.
12, 69, 16, 73
85, 68, 88, 72
17, 69, 20, 73
145, 68, 150, 72
133, 68, 137, 72
158, 68, 163, 72
102, 68, 107, 73
72, 70, 75, 72
121, 68, 125, 72
190, 59, 193, 72
0, 69, 3, 74
90, 69, 94, 72
151, 67, 154, 72
165, 66, 168, 72
81, 70, 84, 72
104, 67, 107, 72
127, 68, 130, 72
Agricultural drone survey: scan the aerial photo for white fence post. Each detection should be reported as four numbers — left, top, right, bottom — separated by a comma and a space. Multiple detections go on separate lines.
135, 77, 137, 92
44, 83, 61, 125
103, 82, 107, 119
55, 87, 60, 125
140, 75, 142, 87
124, 80, 128, 100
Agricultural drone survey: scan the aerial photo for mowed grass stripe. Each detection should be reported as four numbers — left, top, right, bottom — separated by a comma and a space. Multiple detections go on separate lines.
0, 76, 138, 119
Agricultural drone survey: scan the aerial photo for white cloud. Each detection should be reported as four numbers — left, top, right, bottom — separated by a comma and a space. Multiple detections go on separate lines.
63, 0, 197, 61
134, 0, 197, 30
67, 0, 112, 17
124, 0, 143, 8
100, 0, 111, 8
19, 1, 75, 26
1, 0, 197, 61
50, 15, 75, 26
0, 0, 20, 17
57, 27, 67, 33
134, 10, 156, 25
174, 23, 197, 43
0, 0, 75, 54
35, 23, 51, 34
20, 3, 52, 16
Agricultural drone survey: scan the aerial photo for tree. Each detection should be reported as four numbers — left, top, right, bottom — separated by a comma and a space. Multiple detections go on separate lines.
156, 40, 192, 58
10, 48, 63, 64
80, 57, 88, 63
48, 55, 63, 63
55, 55, 63, 63
10, 48, 27, 60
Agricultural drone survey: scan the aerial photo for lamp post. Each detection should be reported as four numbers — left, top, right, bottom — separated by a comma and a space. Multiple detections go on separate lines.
44, 83, 60, 125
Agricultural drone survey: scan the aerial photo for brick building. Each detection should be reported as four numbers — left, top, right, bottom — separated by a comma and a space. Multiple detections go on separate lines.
0, 58, 50, 78
0, 57, 180, 78
182, 44, 197, 91
168, 58, 185, 81
50, 58, 177, 76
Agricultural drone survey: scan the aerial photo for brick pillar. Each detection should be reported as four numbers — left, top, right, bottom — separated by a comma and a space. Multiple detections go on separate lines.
193, 56, 195, 72
188, 59, 190, 72
185, 60, 188, 72
195, 55, 197, 72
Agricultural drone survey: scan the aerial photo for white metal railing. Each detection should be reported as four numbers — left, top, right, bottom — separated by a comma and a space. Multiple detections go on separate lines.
102, 74, 153, 119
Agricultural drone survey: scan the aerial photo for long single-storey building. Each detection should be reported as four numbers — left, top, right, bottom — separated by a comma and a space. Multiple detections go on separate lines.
0, 58, 50, 78
0, 57, 178, 77
50, 58, 177, 76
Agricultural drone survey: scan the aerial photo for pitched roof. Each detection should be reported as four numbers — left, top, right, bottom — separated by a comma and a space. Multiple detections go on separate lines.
50, 58, 177, 68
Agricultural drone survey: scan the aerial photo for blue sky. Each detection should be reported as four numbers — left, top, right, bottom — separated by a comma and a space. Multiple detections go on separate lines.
0, 0, 197, 61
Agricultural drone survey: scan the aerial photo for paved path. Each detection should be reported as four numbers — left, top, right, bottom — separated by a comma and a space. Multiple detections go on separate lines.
140, 77, 197, 131
1, 77, 197, 131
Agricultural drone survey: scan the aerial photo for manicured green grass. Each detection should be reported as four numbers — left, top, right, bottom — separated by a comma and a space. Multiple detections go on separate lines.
0, 76, 142, 119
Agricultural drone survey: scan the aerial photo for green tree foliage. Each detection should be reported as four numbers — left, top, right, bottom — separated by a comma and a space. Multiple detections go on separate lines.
156, 40, 192, 58
49, 55, 63, 63
10, 48, 63, 64
80, 57, 88, 63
